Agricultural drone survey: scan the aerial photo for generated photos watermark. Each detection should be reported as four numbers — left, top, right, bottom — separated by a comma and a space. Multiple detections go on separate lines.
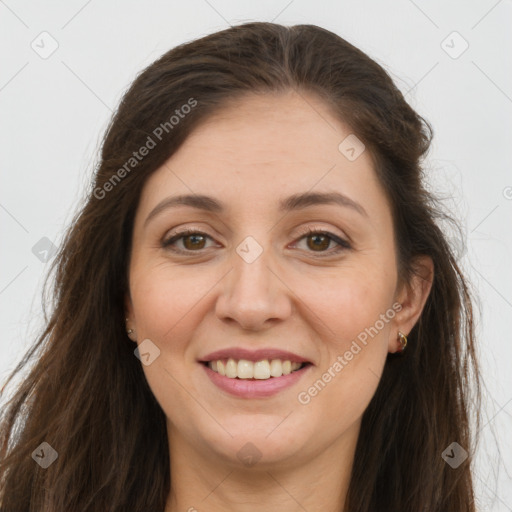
297, 302, 403, 405
93, 98, 197, 200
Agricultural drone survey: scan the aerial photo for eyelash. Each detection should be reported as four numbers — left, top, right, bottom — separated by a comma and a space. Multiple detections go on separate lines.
161, 226, 351, 258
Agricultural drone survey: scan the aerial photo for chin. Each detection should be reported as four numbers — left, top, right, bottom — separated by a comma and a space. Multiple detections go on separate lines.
199, 416, 312, 468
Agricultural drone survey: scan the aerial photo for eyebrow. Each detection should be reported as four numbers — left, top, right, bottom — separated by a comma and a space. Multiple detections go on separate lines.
144, 191, 368, 228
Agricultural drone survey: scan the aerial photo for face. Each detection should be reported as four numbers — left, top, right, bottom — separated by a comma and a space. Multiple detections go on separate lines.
126, 90, 407, 471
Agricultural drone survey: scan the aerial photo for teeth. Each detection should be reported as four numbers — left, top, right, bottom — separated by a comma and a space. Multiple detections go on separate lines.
237, 359, 254, 379
253, 360, 271, 379
207, 358, 303, 379
270, 359, 282, 377
225, 358, 237, 378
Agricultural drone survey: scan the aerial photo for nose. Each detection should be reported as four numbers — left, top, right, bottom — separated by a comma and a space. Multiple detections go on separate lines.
214, 244, 293, 331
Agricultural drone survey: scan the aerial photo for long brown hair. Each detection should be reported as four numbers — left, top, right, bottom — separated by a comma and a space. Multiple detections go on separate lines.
0, 22, 482, 511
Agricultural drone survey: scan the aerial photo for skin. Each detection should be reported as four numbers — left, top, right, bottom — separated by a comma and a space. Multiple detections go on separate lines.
125, 90, 433, 512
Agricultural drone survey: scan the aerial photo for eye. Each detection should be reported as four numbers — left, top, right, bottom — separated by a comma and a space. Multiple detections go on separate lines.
292, 227, 351, 257
161, 229, 216, 253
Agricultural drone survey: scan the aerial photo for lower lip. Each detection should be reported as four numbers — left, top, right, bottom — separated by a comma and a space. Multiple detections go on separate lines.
202, 363, 312, 398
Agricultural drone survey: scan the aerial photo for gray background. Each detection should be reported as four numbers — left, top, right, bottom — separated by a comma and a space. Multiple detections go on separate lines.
1, 0, 511, 509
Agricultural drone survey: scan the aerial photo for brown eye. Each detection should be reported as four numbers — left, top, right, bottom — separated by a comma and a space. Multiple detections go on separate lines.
162, 230, 215, 253
181, 233, 207, 250
294, 229, 351, 257
306, 233, 331, 251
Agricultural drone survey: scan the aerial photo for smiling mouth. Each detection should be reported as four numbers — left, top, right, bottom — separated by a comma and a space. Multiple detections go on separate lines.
201, 358, 311, 380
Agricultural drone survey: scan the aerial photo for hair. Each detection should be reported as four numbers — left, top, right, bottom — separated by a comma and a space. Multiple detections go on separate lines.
0, 21, 482, 512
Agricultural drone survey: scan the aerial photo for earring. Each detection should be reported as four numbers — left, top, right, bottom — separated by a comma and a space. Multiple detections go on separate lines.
397, 331, 408, 353
125, 317, 137, 342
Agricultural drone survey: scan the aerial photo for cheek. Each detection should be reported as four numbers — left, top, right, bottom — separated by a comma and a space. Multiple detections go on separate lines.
129, 269, 208, 419
296, 306, 390, 442
307, 264, 395, 343
130, 265, 208, 346
297, 268, 393, 419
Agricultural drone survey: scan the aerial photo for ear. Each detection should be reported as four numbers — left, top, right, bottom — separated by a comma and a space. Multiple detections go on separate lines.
124, 292, 137, 342
389, 255, 434, 353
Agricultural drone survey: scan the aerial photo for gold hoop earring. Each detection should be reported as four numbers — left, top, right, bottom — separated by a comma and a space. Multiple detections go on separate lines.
397, 331, 408, 353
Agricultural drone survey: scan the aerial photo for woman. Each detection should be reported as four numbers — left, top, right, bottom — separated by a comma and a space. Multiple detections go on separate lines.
0, 22, 481, 511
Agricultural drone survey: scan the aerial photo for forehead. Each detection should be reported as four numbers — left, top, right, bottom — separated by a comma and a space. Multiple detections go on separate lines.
179, 91, 357, 170
136, 91, 390, 225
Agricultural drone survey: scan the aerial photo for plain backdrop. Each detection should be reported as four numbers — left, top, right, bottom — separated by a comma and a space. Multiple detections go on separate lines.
1, 0, 511, 509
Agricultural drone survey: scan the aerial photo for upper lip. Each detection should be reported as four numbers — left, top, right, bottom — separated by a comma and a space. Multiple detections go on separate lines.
200, 348, 312, 364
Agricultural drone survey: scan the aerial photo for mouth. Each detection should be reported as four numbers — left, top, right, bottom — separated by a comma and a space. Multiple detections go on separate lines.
199, 348, 313, 397
199, 347, 313, 381
200, 358, 312, 380
200, 354, 313, 398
